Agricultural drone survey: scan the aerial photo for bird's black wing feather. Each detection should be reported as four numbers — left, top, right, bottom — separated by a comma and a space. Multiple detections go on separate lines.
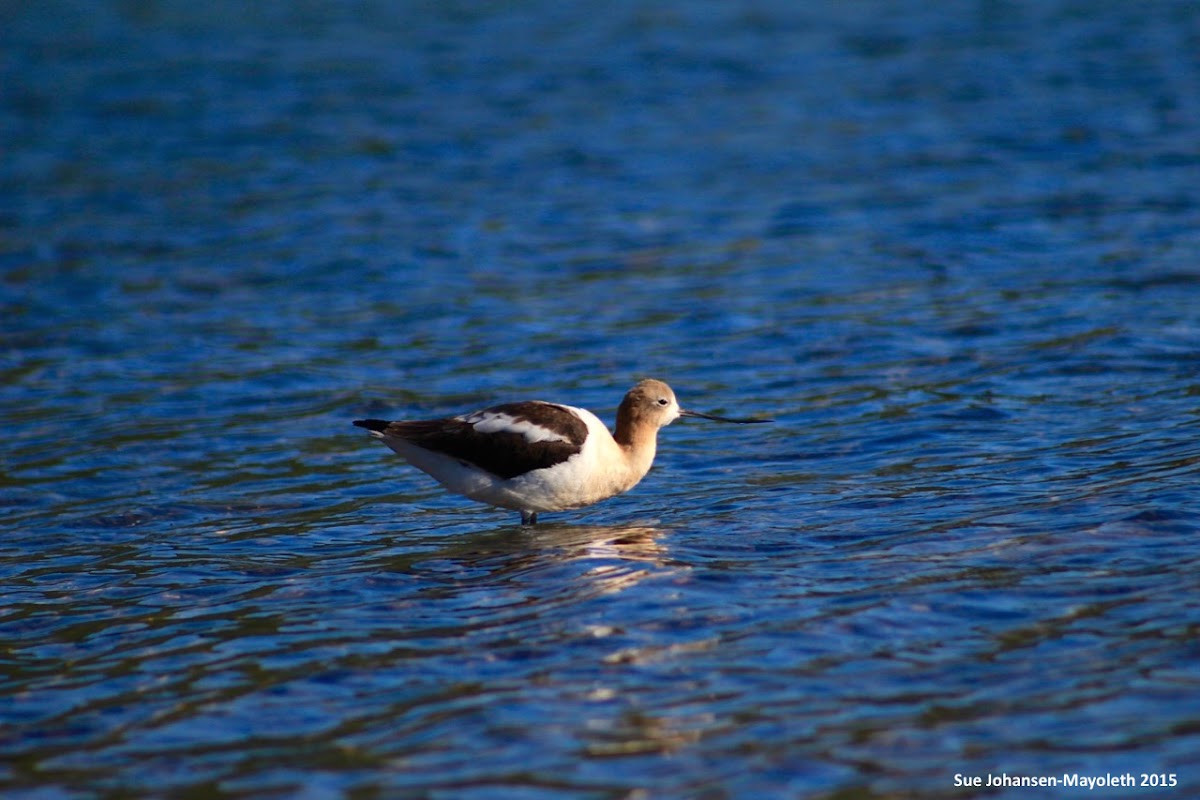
356, 402, 590, 480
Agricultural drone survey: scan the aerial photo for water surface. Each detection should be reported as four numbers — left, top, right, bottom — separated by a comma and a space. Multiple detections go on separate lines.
3, 1, 1200, 797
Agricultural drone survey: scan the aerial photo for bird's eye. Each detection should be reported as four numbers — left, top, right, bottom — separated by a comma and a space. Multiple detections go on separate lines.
657, 398, 669, 406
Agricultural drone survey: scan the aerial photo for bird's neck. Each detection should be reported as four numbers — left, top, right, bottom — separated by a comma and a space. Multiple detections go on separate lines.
613, 414, 659, 477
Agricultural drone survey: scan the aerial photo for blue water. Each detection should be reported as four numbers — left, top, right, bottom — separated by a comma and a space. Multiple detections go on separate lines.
4, 1, 1200, 797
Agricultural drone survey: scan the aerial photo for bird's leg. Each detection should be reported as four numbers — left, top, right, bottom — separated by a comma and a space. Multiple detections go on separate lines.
520, 511, 538, 525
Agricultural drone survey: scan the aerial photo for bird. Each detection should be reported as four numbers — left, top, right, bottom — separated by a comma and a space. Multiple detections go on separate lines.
353, 378, 770, 525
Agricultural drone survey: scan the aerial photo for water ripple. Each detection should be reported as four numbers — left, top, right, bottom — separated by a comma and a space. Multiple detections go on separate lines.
5, 0, 1200, 797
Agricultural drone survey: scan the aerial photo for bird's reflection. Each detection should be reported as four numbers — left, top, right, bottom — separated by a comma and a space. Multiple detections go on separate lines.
380, 522, 674, 601
524, 523, 670, 597
524, 523, 667, 562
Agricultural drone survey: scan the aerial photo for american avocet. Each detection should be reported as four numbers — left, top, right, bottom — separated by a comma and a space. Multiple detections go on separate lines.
353, 378, 770, 525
